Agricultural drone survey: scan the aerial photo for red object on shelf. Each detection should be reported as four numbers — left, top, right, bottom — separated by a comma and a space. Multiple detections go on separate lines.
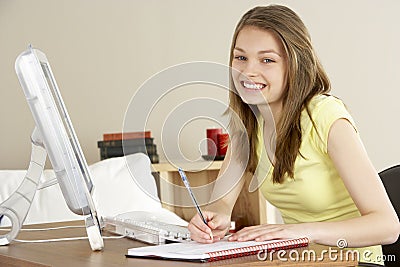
206, 128, 222, 156
217, 133, 229, 156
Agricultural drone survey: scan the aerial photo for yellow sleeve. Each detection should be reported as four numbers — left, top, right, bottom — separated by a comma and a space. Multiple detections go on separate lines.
310, 96, 357, 154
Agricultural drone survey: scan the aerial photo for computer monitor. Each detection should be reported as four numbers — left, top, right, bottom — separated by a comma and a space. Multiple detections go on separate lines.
2, 45, 103, 250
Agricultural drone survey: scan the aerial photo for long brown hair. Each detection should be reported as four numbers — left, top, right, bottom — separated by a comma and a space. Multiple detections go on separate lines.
227, 5, 331, 183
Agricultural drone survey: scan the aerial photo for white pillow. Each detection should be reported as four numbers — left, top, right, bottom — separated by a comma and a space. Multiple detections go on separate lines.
0, 169, 81, 225
90, 153, 162, 217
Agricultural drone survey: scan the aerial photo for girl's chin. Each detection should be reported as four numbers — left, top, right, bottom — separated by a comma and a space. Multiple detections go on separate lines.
237, 91, 268, 105
239, 96, 267, 106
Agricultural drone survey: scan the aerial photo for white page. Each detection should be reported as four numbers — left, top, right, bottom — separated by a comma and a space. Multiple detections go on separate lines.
128, 238, 299, 260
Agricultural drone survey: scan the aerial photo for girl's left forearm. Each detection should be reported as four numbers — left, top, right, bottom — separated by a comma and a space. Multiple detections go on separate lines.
307, 213, 399, 247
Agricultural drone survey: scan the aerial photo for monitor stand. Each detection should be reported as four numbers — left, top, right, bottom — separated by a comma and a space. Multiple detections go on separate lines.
0, 128, 103, 250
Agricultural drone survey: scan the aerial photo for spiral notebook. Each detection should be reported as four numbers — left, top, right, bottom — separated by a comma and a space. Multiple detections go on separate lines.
126, 237, 309, 262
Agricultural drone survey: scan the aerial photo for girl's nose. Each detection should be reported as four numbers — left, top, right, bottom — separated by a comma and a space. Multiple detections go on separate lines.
242, 61, 259, 78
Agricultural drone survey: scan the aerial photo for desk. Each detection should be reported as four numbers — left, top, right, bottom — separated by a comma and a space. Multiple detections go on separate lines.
152, 161, 266, 228
0, 221, 358, 266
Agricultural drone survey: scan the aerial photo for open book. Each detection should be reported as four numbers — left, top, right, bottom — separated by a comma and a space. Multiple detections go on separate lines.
127, 237, 309, 262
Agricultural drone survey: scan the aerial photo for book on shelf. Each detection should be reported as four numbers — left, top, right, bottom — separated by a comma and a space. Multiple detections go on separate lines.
97, 138, 154, 148
100, 151, 159, 163
100, 144, 157, 155
103, 130, 152, 141
99, 130, 159, 163
126, 237, 309, 262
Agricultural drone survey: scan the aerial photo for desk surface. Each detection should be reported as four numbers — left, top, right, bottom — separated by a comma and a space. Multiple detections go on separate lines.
0, 221, 357, 267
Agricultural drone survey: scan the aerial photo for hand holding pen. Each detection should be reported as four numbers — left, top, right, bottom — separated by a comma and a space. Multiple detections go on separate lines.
178, 168, 214, 241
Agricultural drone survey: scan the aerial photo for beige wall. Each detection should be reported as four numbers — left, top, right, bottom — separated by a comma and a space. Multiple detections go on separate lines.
0, 0, 399, 171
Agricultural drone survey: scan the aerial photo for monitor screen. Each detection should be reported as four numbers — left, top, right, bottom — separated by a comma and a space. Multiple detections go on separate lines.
14, 45, 103, 250
15, 46, 95, 216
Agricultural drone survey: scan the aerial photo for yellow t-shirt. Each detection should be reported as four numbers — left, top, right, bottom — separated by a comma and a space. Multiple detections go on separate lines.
257, 94, 383, 265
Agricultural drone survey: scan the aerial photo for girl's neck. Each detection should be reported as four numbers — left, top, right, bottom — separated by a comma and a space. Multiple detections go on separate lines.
258, 102, 282, 127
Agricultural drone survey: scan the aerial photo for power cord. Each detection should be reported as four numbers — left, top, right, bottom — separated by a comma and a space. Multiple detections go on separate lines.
0, 225, 85, 231
14, 235, 125, 243
0, 224, 126, 243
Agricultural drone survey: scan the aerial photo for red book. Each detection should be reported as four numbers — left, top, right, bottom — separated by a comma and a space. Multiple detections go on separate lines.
103, 131, 151, 141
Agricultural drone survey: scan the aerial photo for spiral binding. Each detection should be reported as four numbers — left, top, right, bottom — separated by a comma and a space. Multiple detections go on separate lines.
207, 237, 309, 261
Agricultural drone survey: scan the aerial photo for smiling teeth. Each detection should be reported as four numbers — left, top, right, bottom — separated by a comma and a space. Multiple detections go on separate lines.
243, 81, 265, 89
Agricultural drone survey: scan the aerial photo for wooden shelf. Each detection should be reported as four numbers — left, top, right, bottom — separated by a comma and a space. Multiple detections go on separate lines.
152, 160, 266, 229
152, 160, 223, 172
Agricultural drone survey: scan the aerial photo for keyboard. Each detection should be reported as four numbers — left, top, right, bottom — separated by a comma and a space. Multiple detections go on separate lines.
101, 211, 191, 244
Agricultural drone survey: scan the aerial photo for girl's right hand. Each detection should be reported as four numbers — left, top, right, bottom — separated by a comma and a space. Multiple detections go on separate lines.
188, 210, 231, 243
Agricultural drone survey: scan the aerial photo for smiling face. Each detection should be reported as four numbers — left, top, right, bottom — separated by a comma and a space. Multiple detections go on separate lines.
231, 26, 288, 111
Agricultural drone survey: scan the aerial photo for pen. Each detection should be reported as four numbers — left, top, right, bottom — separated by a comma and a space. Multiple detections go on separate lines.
178, 168, 213, 240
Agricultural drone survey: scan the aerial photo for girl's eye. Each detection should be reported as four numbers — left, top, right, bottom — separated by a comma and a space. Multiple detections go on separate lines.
263, 58, 275, 63
234, 56, 246, 61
